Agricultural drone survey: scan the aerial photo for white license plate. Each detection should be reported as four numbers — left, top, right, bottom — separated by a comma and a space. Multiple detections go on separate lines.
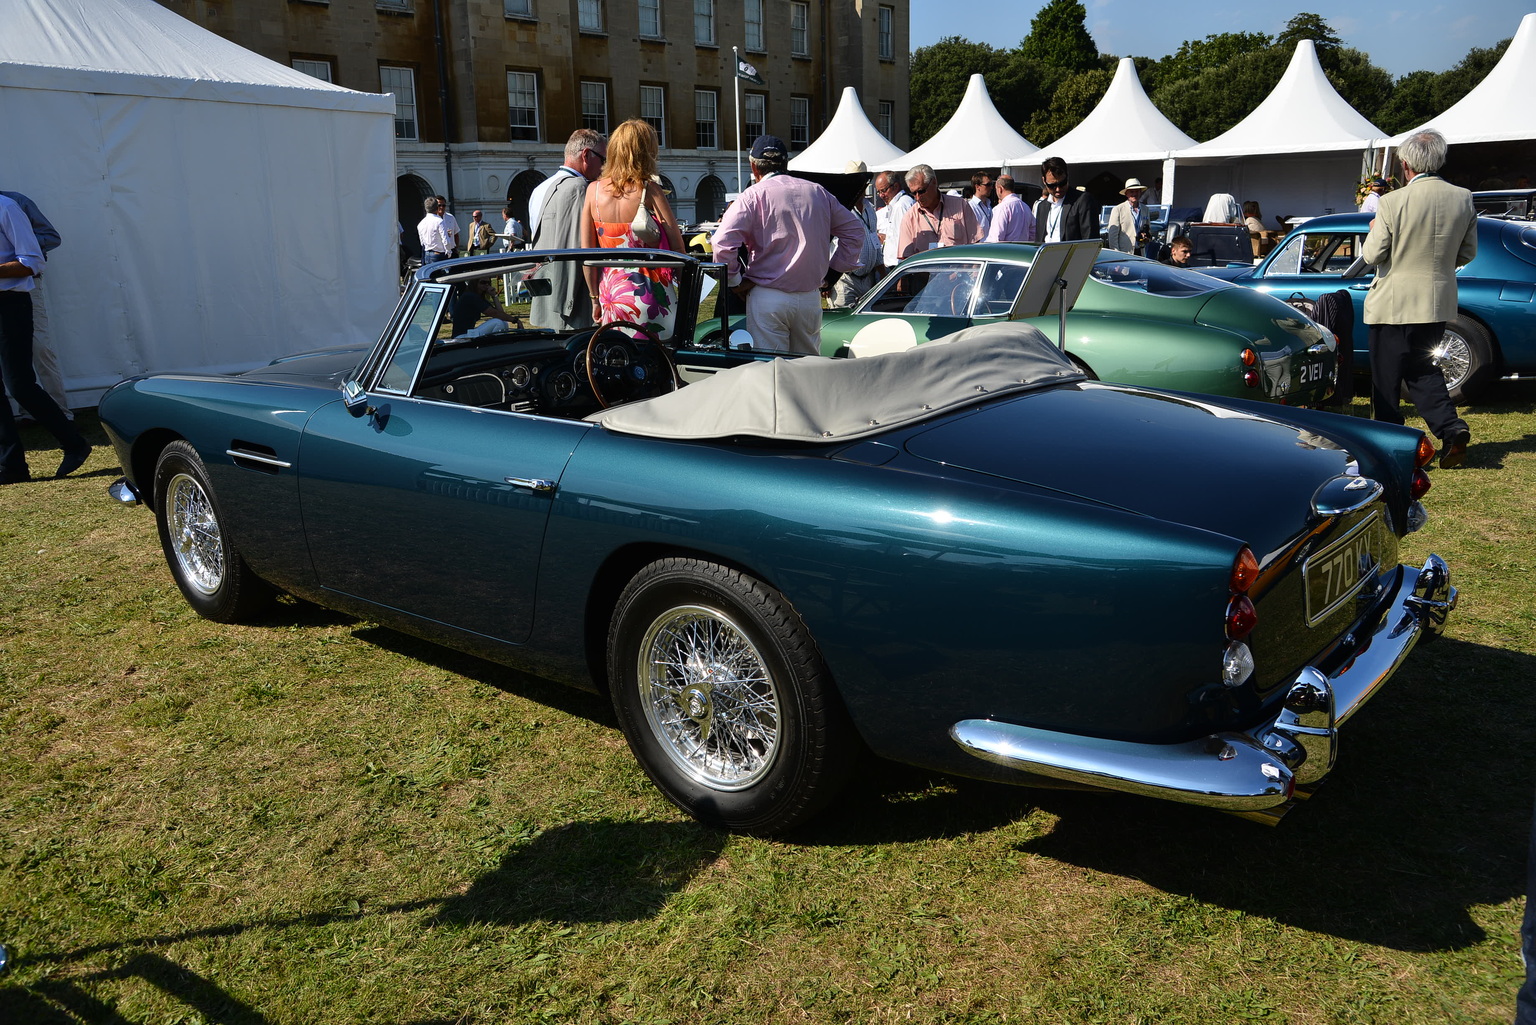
1304, 513, 1381, 626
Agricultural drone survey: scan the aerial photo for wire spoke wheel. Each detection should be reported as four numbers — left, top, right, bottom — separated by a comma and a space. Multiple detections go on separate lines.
166, 472, 226, 595
639, 605, 780, 790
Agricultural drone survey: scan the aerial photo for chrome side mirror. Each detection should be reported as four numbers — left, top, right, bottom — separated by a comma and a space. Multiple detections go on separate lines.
341, 379, 374, 418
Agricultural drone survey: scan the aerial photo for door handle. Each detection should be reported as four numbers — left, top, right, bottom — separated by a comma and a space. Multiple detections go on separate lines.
505, 477, 557, 494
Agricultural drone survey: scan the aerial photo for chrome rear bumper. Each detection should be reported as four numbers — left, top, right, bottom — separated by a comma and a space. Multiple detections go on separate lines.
108, 477, 142, 506
950, 554, 1455, 818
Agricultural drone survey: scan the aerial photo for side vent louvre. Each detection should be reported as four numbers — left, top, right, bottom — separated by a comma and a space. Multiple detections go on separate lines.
226, 441, 291, 475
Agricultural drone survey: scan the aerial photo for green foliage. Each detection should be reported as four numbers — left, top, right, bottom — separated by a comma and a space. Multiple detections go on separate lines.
908, 36, 1012, 146
1375, 70, 1441, 135
1021, 67, 1111, 146
1018, 0, 1098, 72
1275, 11, 1342, 53
1150, 30, 1270, 90
1436, 37, 1513, 111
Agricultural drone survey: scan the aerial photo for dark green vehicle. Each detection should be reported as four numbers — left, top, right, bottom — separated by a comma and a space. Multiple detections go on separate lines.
99, 249, 1452, 836
796, 243, 1338, 405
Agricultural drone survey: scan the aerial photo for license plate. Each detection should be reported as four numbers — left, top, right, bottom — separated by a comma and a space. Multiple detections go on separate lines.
1304, 514, 1381, 626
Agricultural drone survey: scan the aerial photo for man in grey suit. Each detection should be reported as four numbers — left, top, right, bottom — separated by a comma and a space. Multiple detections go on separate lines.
1361, 128, 1476, 468
529, 129, 606, 331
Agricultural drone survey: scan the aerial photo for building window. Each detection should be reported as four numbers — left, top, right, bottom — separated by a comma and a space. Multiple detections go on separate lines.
639, 0, 661, 37
695, 89, 717, 149
504, 0, 532, 16
375, 0, 412, 11
578, 0, 602, 31
790, 2, 808, 56
581, 81, 608, 134
878, 5, 893, 60
694, 0, 715, 45
878, 100, 894, 140
292, 59, 332, 82
508, 71, 540, 141
380, 66, 417, 140
641, 85, 667, 148
790, 96, 810, 147
744, 0, 764, 52
744, 93, 765, 142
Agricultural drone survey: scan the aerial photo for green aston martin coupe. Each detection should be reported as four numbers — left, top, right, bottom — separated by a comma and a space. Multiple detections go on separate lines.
730, 243, 1337, 405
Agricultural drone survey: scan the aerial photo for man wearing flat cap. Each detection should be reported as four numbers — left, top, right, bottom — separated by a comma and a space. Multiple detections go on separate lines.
711, 135, 865, 354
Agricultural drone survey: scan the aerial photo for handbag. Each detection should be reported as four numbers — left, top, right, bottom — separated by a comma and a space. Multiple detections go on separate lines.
630, 199, 663, 248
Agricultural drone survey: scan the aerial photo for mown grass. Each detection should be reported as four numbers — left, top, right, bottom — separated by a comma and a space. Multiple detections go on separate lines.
2, 382, 1534, 1024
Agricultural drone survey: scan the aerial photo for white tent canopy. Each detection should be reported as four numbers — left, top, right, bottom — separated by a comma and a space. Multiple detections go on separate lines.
1391, 12, 1536, 145
0, 0, 398, 406
1022, 58, 1195, 166
1178, 40, 1387, 161
789, 87, 907, 173
884, 74, 1038, 172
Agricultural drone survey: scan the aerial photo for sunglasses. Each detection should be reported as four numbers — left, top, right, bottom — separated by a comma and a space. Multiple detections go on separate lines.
1043, 179, 1068, 192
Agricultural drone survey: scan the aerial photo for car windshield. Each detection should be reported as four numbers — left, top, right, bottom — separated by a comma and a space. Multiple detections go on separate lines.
1089, 259, 1226, 298
1267, 232, 1361, 275
860, 262, 983, 317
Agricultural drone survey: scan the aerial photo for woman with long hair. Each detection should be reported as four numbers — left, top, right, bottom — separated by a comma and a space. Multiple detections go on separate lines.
581, 118, 685, 337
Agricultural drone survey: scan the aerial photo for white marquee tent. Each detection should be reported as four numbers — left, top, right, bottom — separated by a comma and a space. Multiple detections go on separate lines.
1023, 58, 1196, 168
789, 87, 907, 174
884, 74, 1037, 173
1391, 12, 1536, 145
0, 0, 398, 406
1172, 40, 1387, 218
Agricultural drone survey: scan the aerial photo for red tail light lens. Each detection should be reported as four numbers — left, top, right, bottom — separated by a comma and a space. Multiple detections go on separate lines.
1243, 368, 1260, 388
1226, 595, 1258, 639
1411, 468, 1431, 500
1230, 547, 1259, 593
1415, 434, 1435, 468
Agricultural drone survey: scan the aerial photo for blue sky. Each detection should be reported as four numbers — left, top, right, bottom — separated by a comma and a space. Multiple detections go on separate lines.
910, 1, 1533, 77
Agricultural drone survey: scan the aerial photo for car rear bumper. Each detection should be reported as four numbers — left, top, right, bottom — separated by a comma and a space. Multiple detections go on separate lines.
949, 554, 1455, 819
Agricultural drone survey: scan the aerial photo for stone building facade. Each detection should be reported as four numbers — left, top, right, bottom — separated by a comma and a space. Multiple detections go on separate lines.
155, 0, 910, 236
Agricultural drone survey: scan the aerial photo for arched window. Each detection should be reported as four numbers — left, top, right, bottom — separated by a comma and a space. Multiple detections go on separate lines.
396, 174, 436, 256
506, 169, 546, 227
695, 175, 727, 223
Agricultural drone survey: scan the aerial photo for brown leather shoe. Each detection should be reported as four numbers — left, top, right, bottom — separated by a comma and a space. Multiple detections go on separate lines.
1439, 428, 1470, 469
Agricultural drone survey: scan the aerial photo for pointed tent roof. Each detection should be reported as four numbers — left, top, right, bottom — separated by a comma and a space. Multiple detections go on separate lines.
0, 0, 391, 114
883, 74, 1038, 172
1390, 12, 1536, 144
1023, 58, 1195, 165
789, 86, 908, 173
1177, 40, 1385, 162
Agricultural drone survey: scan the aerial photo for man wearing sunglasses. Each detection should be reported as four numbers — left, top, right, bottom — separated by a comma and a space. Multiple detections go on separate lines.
896, 164, 981, 260
1031, 156, 1098, 245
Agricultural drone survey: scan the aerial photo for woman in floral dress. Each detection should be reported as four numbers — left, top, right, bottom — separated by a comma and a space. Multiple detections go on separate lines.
580, 119, 686, 338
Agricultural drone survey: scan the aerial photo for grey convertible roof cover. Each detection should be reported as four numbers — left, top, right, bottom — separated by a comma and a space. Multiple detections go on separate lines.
591, 321, 1084, 442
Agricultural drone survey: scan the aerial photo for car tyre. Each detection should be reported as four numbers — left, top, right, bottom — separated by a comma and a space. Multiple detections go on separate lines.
1412, 315, 1494, 404
153, 440, 273, 623
608, 557, 856, 835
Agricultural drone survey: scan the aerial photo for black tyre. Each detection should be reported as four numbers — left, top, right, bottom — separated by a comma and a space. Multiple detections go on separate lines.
1416, 315, 1495, 404
152, 440, 273, 623
607, 558, 856, 835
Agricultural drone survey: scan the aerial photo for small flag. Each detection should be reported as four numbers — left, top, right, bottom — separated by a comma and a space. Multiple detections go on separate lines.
735, 58, 765, 84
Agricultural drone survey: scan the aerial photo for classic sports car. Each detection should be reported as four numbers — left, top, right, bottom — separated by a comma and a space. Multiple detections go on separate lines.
99, 250, 1455, 835
1204, 212, 1536, 401
711, 243, 1338, 405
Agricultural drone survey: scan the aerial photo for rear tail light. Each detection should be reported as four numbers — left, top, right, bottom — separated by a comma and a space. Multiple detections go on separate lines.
1240, 348, 1258, 366
1242, 368, 1260, 388
1229, 547, 1260, 592
1415, 434, 1435, 468
1226, 595, 1257, 639
1411, 468, 1432, 501
1221, 546, 1259, 685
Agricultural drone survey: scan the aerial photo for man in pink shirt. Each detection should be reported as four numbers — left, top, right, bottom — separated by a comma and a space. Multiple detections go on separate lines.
711, 135, 865, 355
985, 175, 1035, 243
897, 164, 981, 258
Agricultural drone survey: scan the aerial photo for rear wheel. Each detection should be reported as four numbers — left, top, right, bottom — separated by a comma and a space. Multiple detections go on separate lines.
607, 558, 855, 835
153, 441, 273, 622
1424, 316, 1494, 403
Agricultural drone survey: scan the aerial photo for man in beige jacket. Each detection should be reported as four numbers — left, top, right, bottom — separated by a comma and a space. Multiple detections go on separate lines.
1361, 128, 1477, 468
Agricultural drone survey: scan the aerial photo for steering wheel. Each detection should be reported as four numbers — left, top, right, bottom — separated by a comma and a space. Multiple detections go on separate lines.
584, 322, 680, 408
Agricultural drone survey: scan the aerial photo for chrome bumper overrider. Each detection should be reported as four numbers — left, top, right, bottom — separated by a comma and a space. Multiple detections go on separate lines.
108, 477, 143, 506
950, 554, 1456, 819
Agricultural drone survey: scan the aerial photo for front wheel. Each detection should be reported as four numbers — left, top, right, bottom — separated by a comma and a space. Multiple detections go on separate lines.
153, 440, 273, 622
607, 558, 856, 835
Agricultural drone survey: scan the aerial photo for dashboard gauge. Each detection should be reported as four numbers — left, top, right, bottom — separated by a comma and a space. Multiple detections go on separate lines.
598, 343, 632, 368
507, 364, 531, 389
550, 370, 578, 400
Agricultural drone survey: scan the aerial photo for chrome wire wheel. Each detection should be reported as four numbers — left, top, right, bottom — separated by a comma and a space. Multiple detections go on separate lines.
638, 604, 781, 791
1430, 329, 1473, 392
166, 472, 226, 596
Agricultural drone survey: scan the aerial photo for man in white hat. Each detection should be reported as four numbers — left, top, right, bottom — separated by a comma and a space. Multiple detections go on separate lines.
1105, 178, 1149, 254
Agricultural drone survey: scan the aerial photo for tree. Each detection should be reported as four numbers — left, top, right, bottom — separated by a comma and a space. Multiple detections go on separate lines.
1149, 30, 1270, 91
1018, 0, 1098, 73
1435, 38, 1511, 111
908, 37, 1011, 146
1322, 47, 1395, 127
1275, 12, 1342, 54
1374, 70, 1439, 135
1021, 67, 1111, 145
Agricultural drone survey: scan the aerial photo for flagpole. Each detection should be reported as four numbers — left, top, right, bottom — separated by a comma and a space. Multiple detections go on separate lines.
732, 46, 743, 193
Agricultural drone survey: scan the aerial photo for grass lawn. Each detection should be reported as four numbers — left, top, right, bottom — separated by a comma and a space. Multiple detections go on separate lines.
2, 381, 1534, 1024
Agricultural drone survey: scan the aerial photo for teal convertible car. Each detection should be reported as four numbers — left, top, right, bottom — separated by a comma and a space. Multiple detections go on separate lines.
99, 250, 1454, 835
